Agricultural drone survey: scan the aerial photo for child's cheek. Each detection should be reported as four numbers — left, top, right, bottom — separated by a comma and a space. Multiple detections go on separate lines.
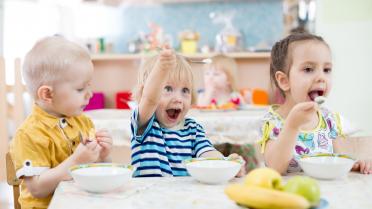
205, 80, 213, 88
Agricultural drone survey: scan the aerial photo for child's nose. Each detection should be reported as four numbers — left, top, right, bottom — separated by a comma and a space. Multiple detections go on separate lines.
86, 87, 93, 100
172, 92, 183, 102
316, 70, 327, 82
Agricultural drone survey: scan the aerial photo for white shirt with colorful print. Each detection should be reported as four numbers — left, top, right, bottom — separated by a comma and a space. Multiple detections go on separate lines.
258, 105, 344, 172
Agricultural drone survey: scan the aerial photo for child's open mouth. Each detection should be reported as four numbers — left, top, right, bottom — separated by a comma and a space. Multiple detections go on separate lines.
166, 108, 182, 120
308, 90, 324, 101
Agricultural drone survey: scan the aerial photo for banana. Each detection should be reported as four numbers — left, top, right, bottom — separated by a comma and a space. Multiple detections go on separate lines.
225, 184, 310, 209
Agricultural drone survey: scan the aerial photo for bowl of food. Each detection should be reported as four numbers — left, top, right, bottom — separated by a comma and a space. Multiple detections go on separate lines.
184, 158, 242, 184
70, 163, 132, 193
298, 153, 355, 180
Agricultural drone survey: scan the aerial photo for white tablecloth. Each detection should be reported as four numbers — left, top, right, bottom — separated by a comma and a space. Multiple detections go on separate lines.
48, 173, 372, 209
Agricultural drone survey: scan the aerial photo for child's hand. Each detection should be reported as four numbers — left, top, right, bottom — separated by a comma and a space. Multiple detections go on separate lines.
286, 102, 317, 130
227, 153, 247, 177
156, 45, 176, 72
95, 130, 113, 162
72, 140, 101, 165
352, 160, 372, 174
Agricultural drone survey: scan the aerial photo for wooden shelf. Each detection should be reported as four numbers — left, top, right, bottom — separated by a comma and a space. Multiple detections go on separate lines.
91, 52, 270, 61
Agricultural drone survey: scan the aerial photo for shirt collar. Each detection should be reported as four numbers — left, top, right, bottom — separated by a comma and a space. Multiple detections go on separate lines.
32, 105, 77, 128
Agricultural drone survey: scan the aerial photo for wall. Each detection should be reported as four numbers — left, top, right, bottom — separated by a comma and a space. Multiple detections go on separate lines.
316, 0, 372, 135
114, 0, 283, 52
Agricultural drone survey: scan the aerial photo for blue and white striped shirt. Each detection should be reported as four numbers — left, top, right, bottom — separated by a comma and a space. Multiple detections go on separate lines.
130, 108, 215, 177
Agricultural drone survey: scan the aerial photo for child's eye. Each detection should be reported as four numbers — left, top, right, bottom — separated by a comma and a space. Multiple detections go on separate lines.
324, 68, 332, 73
164, 86, 172, 92
304, 67, 313, 73
77, 88, 85, 92
182, 88, 190, 94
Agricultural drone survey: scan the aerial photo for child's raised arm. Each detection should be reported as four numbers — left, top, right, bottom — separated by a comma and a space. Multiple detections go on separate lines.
264, 102, 317, 174
138, 47, 176, 128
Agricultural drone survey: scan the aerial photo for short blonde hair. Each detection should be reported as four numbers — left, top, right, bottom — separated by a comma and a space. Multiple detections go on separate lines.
134, 54, 195, 104
206, 54, 239, 92
23, 36, 91, 99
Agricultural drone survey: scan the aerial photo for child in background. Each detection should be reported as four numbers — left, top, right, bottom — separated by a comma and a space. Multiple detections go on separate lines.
259, 33, 372, 174
197, 54, 245, 107
10, 36, 113, 209
197, 54, 258, 172
131, 46, 245, 177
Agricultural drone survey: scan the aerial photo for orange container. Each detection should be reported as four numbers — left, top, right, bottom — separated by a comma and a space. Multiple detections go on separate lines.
252, 89, 269, 105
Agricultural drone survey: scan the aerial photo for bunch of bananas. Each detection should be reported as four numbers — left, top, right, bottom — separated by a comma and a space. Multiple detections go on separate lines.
225, 168, 320, 209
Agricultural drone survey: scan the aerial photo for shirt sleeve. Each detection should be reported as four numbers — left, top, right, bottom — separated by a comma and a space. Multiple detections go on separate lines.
130, 107, 155, 144
10, 130, 51, 179
193, 123, 215, 157
257, 115, 281, 154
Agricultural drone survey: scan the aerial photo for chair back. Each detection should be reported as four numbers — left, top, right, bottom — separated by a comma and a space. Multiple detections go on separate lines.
6, 152, 21, 209
0, 57, 26, 181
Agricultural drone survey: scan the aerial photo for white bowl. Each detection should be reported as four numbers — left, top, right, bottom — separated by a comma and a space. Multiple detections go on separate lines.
299, 154, 355, 180
184, 158, 242, 184
70, 163, 132, 193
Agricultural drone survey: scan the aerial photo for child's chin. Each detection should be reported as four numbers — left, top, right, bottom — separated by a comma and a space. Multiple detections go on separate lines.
70, 110, 84, 117
163, 118, 179, 127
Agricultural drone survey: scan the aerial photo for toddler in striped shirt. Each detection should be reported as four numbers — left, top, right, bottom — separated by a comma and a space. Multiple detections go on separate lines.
130, 46, 245, 177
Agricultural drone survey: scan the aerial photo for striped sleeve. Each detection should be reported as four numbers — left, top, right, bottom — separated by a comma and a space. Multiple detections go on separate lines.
193, 123, 215, 157
131, 107, 156, 144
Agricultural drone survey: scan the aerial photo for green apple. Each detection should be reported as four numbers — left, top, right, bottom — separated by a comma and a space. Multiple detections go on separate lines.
284, 176, 321, 206
244, 167, 282, 190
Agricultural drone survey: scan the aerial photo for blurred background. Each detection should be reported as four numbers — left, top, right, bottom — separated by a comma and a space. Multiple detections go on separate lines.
1, 1, 372, 207
1, 0, 371, 134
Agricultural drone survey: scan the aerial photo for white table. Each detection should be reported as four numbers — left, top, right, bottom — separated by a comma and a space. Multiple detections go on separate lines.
48, 173, 372, 209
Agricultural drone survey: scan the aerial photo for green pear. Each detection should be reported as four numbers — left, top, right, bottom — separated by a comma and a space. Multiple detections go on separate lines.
284, 176, 321, 206
244, 168, 282, 190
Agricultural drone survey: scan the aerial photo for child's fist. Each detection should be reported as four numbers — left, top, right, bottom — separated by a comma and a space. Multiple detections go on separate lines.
156, 46, 176, 71
72, 141, 101, 164
95, 129, 113, 162
286, 102, 317, 130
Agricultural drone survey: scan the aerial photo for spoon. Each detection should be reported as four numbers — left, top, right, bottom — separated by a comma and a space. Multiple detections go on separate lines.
79, 131, 92, 145
186, 58, 212, 64
155, 46, 212, 64
315, 96, 326, 105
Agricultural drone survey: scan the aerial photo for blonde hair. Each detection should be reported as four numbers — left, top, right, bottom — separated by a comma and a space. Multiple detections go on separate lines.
23, 36, 91, 99
134, 54, 195, 104
206, 54, 239, 92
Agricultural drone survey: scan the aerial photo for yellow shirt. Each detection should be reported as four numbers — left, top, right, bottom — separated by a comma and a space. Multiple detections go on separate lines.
10, 105, 94, 209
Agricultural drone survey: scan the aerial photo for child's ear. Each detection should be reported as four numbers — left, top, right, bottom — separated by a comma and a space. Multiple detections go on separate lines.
37, 85, 54, 104
275, 71, 290, 92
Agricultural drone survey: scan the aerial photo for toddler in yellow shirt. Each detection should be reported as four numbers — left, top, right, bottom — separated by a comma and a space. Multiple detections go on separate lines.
10, 36, 113, 209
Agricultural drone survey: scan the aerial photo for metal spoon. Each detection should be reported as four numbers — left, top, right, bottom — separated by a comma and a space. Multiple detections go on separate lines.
155, 46, 212, 64
79, 131, 92, 145
79, 131, 84, 144
185, 58, 212, 64
315, 96, 326, 105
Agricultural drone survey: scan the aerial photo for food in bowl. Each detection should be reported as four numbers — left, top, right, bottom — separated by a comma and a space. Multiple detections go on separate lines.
184, 158, 242, 184
70, 163, 132, 193
298, 153, 355, 180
